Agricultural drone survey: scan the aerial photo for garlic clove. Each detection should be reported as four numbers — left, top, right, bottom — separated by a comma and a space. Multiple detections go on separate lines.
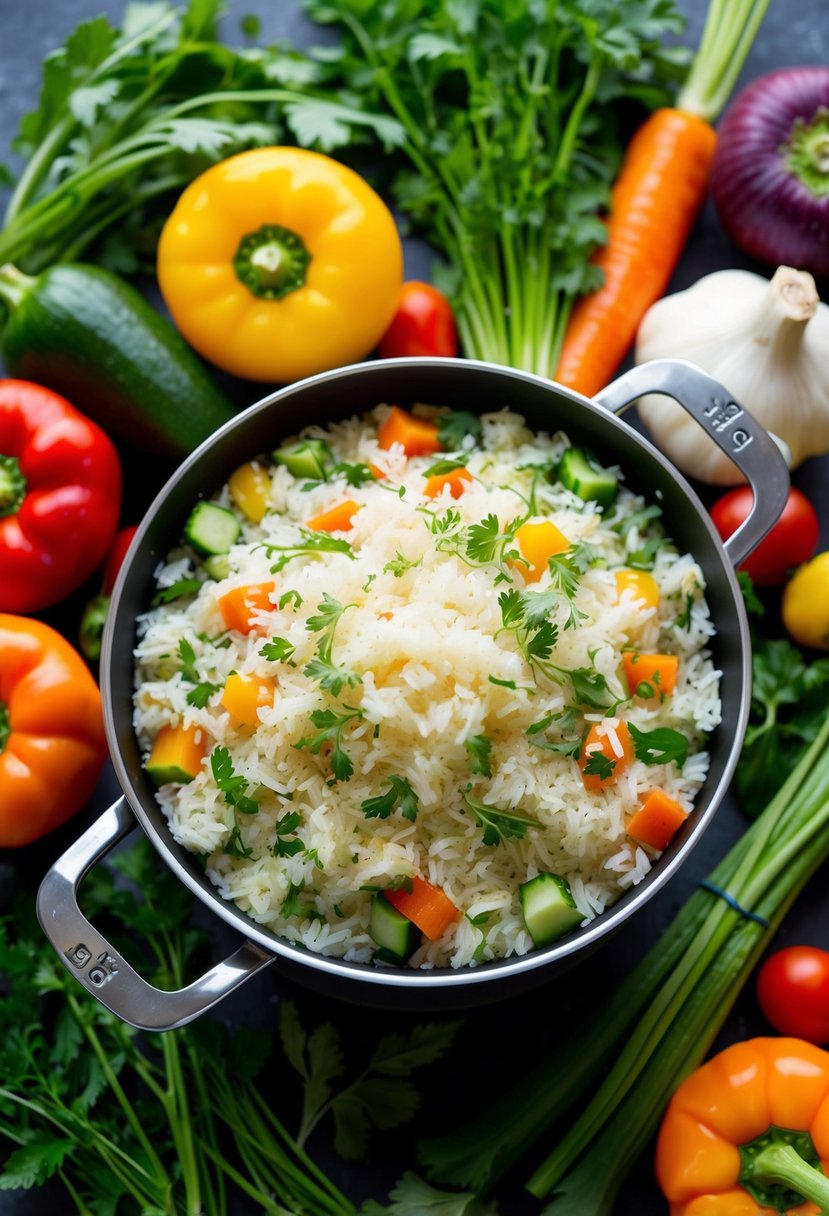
634, 266, 829, 485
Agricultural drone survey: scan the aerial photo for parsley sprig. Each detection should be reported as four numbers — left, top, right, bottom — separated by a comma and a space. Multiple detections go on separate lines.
264, 529, 355, 573
628, 723, 688, 768
304, 594, 362, 696
462, 786, 540, 847
361, 776, 420, 822
295, 705, 363, 782
177, 637, 221, 708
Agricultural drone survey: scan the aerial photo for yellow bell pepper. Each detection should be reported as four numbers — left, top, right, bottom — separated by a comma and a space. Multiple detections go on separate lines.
157, 147, 403, 382
782, 552, 829, 650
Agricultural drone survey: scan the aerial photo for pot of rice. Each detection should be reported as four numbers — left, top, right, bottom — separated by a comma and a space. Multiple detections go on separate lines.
37, 357, 789, 1030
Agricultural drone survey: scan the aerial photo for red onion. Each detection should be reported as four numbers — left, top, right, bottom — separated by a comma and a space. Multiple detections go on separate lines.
710, 67, 829, 279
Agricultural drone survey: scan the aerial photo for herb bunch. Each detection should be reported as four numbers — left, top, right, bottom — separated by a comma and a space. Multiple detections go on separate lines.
301, 0, 685, 375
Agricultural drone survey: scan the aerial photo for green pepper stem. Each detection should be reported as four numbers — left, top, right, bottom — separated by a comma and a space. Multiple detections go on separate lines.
233, 224, 311, 300
0, 702, 10, 754
749, 1143, 829, 1210
0, 454, 28, 518
0, 263, 35, 311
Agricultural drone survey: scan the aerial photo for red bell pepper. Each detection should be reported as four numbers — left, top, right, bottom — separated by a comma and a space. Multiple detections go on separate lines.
0, 379, 122, 613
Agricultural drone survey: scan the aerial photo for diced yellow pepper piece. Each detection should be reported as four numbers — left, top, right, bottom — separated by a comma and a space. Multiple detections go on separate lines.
145, 723, 207, 786
615, 568, 660, 611
228, 462, 270, 523
511, 520, 570, 583
221, 672, 275, 727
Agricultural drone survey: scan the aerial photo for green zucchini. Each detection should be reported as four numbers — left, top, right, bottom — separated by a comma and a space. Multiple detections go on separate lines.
0, 262, 236, 459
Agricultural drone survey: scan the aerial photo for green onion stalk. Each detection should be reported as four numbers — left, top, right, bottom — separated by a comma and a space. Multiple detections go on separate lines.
420, 714, 829, 1215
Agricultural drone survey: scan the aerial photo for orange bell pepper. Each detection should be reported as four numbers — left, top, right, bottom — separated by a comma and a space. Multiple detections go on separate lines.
423, 466, 473, 500
627, 787, 688, 851
385, 875, 460, 941
579, 720, 634, 791
217, 582, 276, 634
306, 499, 360, 532
656, 1037, 829, 1215
0, 614, 108, 846
377, 405, 441, 456
623, 650, 679, 699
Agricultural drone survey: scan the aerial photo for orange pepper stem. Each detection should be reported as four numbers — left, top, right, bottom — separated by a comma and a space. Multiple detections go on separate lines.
0, 701, 8, 752
0, 454, 26, 516
742, 1138, 829, 1212
233, 223, 311, 300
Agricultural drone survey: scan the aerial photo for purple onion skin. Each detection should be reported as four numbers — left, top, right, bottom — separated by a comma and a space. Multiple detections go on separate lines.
710, 67, 829, 279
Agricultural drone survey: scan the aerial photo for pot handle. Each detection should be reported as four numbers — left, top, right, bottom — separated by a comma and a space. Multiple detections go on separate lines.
594, 358, 790, 570
37, 797, 274, 1032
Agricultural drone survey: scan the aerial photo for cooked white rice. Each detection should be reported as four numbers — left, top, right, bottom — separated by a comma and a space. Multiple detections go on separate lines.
133, 404, 721, 969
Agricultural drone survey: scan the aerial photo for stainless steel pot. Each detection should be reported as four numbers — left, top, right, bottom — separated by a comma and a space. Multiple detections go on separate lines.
37, 357, 789, 1030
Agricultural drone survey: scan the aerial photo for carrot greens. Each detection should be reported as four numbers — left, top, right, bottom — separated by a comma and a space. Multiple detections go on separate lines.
297, 0, 685, 376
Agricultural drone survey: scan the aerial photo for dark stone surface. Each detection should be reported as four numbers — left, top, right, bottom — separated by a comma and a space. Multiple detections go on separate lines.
1, 2, 828, 1214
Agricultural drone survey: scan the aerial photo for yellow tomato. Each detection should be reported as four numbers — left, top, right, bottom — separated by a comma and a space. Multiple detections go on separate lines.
782, 551, 829, 650
157, 147, 403, 382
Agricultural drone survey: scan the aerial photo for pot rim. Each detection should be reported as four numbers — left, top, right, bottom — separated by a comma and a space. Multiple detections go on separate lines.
102, 355, 752, 990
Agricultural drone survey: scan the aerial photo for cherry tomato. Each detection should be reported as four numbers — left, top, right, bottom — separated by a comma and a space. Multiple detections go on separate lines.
378, 281, 458, 358
710, 486, 819, 586
756, 946, 829, 1043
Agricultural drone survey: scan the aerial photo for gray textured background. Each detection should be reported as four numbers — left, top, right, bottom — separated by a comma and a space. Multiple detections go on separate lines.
1, 1, 828, 1214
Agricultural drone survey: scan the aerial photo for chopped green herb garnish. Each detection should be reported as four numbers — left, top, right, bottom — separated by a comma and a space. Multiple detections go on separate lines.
361, 775, 420, 822
628, 723, 688, 768
569, 668, 617, 711
177, 637, 221, 707
461, 787, 539, 847
489, 675, 518, 689
465, 734, 493, 778
304, 594, 362, 695
152, 576, 202, 605
383, 550, 422, 577
210, 746, 260, 816
259, 637, 296, 663
437, 410, 482, 449
295, 705, 363, 783
265, 529, 354, 573
279, 589, 304, 611
466, 513, 522, 569
428, 507, 463, 535
423, 456, 469, 477
582, 751, 616, 781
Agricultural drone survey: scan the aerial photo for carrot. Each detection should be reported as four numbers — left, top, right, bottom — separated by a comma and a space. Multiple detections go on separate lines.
615, 568, 660, 612
385, 875, 460, 941
623, 651, 679, 700
627, 787, 688, 851
306, 499, 360, 532
579, 720, 634, 792
424, 466, 473, 500
217, 582, 276, 634
377, 405, 441, 456
554, 0, 771, 397
221, 672, 275, 727
510, 520, 570, 584
145, 722, 207, 786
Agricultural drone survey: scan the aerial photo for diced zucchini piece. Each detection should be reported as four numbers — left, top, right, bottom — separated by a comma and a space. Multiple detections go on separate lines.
370, 893, 417, 961
519, 872, 583, 946
556, 447, 618, 508
204, 553, 231, 580
184, 502, 241, 557
272, 438, 332, 481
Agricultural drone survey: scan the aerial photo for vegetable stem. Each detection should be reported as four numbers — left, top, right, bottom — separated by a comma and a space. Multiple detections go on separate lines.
677, 0, 773, 121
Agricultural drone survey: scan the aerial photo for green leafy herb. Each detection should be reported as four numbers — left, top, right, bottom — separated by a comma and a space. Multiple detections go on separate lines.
384, 550, 423, 578
265, 529, 355, 573
152, 576, 202, 605
582, 751, 616, 781
361, 776, 420, 822
423, 456, 469, 478
428, 507, 463, 536
280, 1002, 459, 1161
362, 1172, 499, 1215
437, 411, 483, 450
569, 668, 616, 711
488, 675, 518, 690
259, 636, 296, 663
295, 704, 363, 782
461, 787, 539, 847
738, 570, 765, 618
177, 637, 221, 707
333, 461, 378, 487
273, 811, 305, 858
466, 514, 522, 571
210, 745, 259, 816
465, 735, 493, 778
304, 593, 362, 695
628, 722, 688, 768
0, 3, 403, 273
280, 589, 304, 610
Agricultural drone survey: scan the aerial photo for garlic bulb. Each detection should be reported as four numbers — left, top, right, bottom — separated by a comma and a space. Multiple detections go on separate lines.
634, 266, 829, 484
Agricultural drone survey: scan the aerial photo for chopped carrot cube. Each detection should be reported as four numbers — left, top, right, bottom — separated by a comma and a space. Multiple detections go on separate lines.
627, 788, 688, 851
306, 499, 360, 532
145, 723, 207, 786
616, 568, 660, 610
424, 466, 473, 500
368, 463, 387, 480
623, 651, 679, 699
385, 875, 460, 941
377, 406, 441, 456
217, 582, 276, 634
221, 672, 275, 727
579, 720, 634, 791
228, 462, 270, 523
510, 520, 570, 583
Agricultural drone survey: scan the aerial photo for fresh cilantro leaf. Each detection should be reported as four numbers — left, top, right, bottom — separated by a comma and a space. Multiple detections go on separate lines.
304, 657, 363, 697
464, 735, 492, 778
529, 735, 582, 757
282, 880, 312, 918
461, 787, 539, 846
224, 818, 254, 858
266, 530, 354, 572
498, 588, 525, 628
304, 595, 361, 695
569, 668, 615, 710
429, 507, 462, 535
259, 636, 296, 662
295, 705, 363, 783
186, 681, 220, 708
177, 637, 199, 682
423, 456, 469, 477
582, 751, 616, 780
331, 461, 379, 487
520, 590, 559, 629
372, 1172, 500, 1215
362, 776, 420, 822
738, 570, 765, 617
384, 551, 422, 577
210, 746, 259, 815
488, 675, 517, 689
437, 411, 483, 450
525, 621, 558, 661
280, 589, 304, 610
272, 811, 304, 858
0, 1136, 72, 1189
466, 514, 510, 564
527, 714, 555, 735
628, 723, 688, 768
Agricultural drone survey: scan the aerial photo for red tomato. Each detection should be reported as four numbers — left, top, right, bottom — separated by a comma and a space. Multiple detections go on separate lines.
710, 486, 819, 586
756, 946, 829, 1043
378, 281, 458, 358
